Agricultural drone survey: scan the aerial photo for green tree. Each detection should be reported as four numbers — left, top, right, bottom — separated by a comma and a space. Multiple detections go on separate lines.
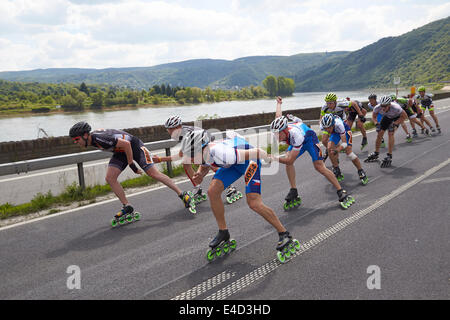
262, 75, 278, 97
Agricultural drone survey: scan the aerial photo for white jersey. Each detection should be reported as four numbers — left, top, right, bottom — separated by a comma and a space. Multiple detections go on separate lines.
286, 123, 308, 151
321, 100, 349, 121
367, 100, 379, 111
373, 102, 403, 119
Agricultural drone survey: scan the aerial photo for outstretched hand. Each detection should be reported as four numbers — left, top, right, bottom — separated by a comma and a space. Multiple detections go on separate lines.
276, 96, 283, 104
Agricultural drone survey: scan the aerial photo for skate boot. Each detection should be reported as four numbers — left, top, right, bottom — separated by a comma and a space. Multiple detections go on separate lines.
180, 191, 196, 214
225, 185, 243, 204
276, 231, 301, 264
206, 229, 237, 262
412, 129, 418, 138
337, 189, 355, 209
358, 169, 369, 185
322, 149, 329, 162
437, 126, 441, 134
111, 204, 140, 228
425, 128, 430, 136
431, 127, 436, 134
380, 138, 386, 148
283, 188, 302, 210
364, 151, 379, 163
333, 166, 344, 182
189, 187, 207, 205
361, 136, 368, 151
406, 134, 412, 143
381, 153, 392, 168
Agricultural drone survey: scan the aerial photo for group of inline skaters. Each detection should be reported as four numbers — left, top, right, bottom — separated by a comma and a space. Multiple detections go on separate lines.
68, 85, 441, 263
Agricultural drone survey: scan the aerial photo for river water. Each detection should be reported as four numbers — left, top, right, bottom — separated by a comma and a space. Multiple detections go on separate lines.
0, 89, 409, 142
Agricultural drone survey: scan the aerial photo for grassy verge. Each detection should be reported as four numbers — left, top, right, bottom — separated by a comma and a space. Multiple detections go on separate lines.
0, 164, 186, 220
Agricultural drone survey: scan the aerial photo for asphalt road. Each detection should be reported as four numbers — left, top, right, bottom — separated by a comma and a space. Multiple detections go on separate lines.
0, 100, 449, 300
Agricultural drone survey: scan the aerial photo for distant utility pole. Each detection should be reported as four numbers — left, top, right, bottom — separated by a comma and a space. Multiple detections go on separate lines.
394, 76, 400, 96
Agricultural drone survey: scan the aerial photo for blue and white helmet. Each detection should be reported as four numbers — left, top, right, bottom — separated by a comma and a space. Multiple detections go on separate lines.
270, 116, 288, 132
321, 113, 335, 128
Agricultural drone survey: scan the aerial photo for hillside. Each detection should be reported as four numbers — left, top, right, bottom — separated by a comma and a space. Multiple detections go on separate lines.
0, 52, 348, 89
294, 16, 450, 91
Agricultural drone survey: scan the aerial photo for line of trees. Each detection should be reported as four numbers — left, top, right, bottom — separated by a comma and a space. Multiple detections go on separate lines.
0, 77, 295, 113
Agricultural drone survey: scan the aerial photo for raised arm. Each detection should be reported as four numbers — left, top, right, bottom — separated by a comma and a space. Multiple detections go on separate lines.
275, 96, 283, 118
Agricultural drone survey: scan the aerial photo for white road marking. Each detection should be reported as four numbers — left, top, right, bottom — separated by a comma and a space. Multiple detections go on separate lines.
422, 177, 450, 184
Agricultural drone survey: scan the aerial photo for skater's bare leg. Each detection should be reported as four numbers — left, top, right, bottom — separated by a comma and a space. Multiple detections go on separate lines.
246, 193, 286, 233
208, 179, 227, 230
105, 166, 128, 205
313, 159, 341, 190
145, 166, 182, 195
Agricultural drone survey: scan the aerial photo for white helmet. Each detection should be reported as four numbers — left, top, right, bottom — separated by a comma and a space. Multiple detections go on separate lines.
321, 114, 335, 128
270, 116, 288, 132
164, 115, 182, 129
181, 130, 210, 157
379, 95, 392, 106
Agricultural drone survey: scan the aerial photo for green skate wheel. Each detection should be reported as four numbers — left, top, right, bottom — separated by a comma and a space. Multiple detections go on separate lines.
289, 243, 296, 254
215, 247, 222, 257
283, 247, 291, 259
283, 202, 289, 210
340, 202, 348, 209
202, 194, 207, 201
206, 249, 215, 262
119, 217, 126, 225
226, 197, 233, 204
126, 214, 133, 223
134, 212, 141, 221
277, 251, 286, 263
237, 192, 243, 199
293, 239, 301, 250
111, 219, 118, 228
361, 177, 368, 185
189, 206, 197, 214
223, 243, 230, 254
229, 239, 237, 250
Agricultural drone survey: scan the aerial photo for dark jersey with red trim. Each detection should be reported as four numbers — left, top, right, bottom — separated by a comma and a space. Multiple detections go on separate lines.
91, 129, 133, 152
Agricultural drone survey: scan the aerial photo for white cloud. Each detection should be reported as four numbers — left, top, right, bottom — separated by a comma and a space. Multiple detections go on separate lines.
0, 0, 449, 71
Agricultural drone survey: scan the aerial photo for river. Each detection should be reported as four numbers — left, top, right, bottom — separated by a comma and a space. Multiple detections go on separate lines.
0, 89, 409, 142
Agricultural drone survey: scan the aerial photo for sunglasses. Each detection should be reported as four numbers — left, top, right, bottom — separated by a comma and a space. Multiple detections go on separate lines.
72, 137, 82, 143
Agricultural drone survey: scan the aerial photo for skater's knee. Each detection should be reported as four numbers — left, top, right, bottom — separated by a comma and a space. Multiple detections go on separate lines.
247, 197, 264, 212
207, 184, 222, 199
105, 175, 116, 185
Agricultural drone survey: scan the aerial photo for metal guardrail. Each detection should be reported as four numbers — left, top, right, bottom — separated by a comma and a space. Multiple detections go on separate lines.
0, 120, 319, 189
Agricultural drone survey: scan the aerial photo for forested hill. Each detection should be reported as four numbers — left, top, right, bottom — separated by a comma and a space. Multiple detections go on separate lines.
0, 52, 348, 89
294, 16, 450, 91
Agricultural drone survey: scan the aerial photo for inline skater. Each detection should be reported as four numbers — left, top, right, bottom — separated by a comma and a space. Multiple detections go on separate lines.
391, 94, 427, 141
152, 115, 240, 205
345, 97, 369, 150
416, 86, 441, 134
180, 129, 300, 263
364, 96, 408, 168
320, 93, 367, 159
367, 94, 386, 148
69, 121, 195, 226
320, 114, 368, 185
408, 93, 432, 135
271, 97, 355, 210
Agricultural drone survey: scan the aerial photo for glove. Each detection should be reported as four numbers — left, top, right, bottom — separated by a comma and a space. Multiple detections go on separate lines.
129, 163, 139, 173
359, 115, 366, 123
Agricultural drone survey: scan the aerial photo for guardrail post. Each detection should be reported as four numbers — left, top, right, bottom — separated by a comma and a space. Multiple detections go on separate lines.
165, 148, 173, 177
77, 162, 86, 190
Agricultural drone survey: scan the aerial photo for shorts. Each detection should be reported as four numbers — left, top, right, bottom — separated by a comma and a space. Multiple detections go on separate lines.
109, 137, 154, 172
213, 137, 262, 194
213, 161, 262, 195
287, 130, 323, 163
403, 106, 416, 119
347, 111, 358, 122
420, 104, 434, 111
330, 127, 353, 147
378, 115, 400, 132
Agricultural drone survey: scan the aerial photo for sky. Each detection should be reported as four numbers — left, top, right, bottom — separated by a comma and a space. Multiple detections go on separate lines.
0, 0, 449, 72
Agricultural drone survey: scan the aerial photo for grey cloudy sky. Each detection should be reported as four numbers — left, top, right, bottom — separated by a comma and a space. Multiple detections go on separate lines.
0, 0, 449, 71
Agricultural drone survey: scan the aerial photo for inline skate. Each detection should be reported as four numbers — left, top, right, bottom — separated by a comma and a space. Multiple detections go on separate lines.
283, 188, 302, 210
276, 231, 301, 263
337, 189, 355, 209
111, 204, 141, 228
225, 185, 243, 204
206, 229, 237, 262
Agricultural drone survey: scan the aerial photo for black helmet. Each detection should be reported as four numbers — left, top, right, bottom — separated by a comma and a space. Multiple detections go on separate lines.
69, 121, 91, 138
368, 94, 377, 100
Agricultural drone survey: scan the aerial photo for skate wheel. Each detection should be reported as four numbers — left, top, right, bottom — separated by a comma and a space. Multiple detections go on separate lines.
215, 247, 222, 257
111, 219, 118, 228
223, 243, 230, 254
237, 192, 243, 199
229, 239, 237, 250
206, 249, 215, 262
283, 202, 290, 211
226, 197, 233, 204
361, 178, 369, 185
189, 207, 197, 215
293, 239, 301, 250
277, 251, 286, 264
283, 247, 291, 259
289, 243, 296, 254
202, 194, 207, 201
119, 217, 126, 225
126, 214, 133, 223
134, 212, 141, 221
